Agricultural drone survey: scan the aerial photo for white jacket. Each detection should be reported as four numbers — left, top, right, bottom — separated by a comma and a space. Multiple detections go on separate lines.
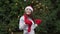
19, 16, 37, 34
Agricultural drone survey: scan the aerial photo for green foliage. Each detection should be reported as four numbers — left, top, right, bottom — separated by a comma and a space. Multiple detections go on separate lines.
0, 0, 60, 34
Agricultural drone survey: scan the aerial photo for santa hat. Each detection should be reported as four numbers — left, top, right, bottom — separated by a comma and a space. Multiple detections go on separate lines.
25, 6, 33, 12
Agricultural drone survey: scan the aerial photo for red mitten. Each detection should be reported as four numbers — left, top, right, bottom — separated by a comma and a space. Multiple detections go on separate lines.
25, 19, 32, 26
35, 19, 42, 25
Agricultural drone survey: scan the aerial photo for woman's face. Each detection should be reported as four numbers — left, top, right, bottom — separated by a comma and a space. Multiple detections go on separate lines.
25, 8, 32, 15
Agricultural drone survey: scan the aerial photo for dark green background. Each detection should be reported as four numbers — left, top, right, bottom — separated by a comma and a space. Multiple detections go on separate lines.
0, 0, 60, 34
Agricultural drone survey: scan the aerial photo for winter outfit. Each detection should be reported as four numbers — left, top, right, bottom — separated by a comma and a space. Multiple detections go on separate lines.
19, 6, 42, 34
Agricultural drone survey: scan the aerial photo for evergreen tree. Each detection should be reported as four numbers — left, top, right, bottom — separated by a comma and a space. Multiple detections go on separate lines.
0, 0, 60, 34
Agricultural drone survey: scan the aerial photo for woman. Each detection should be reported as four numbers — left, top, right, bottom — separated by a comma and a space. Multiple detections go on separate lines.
19, 6, 42, 34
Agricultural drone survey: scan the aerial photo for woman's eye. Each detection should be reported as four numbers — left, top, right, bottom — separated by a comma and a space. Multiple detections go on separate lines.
26, 9, 32, 11
28, 9, 31, 11
27, 9, 28, 10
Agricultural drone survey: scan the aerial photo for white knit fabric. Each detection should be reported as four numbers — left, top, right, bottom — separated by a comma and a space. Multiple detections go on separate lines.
25, 6, 33, 12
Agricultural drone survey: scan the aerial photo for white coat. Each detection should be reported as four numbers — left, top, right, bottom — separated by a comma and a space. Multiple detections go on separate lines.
19, 15, 38, 34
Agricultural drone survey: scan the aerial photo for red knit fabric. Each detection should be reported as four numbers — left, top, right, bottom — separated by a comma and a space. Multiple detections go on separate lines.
35, 19, 42, 25
24, 14, 32, 32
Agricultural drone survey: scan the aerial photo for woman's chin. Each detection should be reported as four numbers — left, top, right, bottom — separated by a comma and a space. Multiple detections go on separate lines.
26, 13, 31, 15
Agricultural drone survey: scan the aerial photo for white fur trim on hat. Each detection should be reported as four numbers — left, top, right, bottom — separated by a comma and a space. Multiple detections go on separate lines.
25, 6, 33, 12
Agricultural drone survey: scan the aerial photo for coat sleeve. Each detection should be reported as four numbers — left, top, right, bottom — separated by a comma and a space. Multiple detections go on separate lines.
19, 16, 26, 30
33, 24, 38, 29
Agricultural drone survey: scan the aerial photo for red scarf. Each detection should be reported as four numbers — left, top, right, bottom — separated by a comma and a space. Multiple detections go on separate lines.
24, 14, 32, 32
